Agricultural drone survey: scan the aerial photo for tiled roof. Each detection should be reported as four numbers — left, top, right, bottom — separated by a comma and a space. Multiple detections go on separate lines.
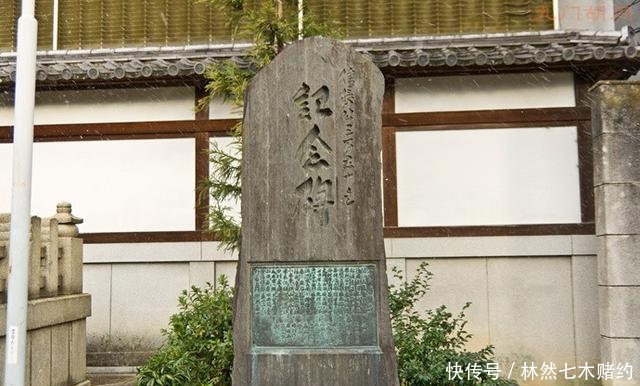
0, 29, 637, 84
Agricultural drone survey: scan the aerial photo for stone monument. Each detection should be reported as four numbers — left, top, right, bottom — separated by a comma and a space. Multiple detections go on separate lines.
232, 37, 399, 386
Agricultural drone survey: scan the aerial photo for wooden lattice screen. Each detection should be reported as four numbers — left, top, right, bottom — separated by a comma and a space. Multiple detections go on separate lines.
0, 0, 554, 51
0, 0, 54, 50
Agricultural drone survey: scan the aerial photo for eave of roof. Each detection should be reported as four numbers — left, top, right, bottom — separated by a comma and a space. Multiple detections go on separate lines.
0, 29, 638, 84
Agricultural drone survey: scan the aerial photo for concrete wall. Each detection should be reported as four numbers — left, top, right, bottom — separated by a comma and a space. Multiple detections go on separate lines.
555, 0, 615, 30
591, 81, 640, 386
386, 236, 600, 368
82, 235, 600, 385
0, 75, 601, 384
614, 0, 640, 29
82, 241, 237, 365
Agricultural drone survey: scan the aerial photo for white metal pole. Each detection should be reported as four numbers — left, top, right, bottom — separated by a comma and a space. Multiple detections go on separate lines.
298, 0, 304, 39
52, 0, 59, 50
4, 0, 38, 385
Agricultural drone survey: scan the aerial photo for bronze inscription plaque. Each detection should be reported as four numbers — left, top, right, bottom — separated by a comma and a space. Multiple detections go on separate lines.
251, 265, 378, 348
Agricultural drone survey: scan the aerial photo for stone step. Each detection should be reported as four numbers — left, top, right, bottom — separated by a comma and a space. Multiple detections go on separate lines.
87, 367, 136, 386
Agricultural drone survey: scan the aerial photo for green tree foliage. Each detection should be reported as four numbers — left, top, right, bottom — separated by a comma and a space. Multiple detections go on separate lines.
389, 262, 518, 386
137, 277, 234, 386
197, 0, 337, 253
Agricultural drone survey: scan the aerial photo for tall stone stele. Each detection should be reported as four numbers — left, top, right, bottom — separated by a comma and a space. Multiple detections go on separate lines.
233, 37, 399, 386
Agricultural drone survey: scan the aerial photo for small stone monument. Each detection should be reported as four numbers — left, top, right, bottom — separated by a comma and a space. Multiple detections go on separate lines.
232, 37, 399, 386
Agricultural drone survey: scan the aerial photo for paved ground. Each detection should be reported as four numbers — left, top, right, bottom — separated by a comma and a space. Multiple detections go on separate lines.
87, 373, 137, 386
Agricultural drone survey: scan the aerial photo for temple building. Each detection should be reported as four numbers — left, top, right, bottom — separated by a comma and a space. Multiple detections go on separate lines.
0, 0, 639, 383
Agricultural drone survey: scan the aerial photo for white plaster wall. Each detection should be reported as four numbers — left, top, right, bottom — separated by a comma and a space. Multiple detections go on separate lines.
209, 96, 242, 119
0, 86, 195, 125
0, 138, 195, 232
209, 136, 241, 221
395, 126, 582, 227
556, 0, 615, 31
395, 73, 575, 113
82, 235, 600, 385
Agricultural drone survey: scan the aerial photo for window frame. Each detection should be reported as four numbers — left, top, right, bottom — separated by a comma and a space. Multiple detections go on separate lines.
0, 82, 235, 243
381, 72, 594, 237
0, 71, 594, 243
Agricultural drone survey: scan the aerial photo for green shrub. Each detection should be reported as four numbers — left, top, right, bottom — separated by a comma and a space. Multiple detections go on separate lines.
136, 277, 234, 386
389, 262, 517, 386
138, 264, 516, 386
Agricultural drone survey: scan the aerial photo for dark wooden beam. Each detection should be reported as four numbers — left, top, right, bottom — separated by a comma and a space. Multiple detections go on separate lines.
194, 83, 211, 231
574, 74, 595, 223
80, 223, 595, 243
0, 119, 239, 142
195, 83, 210, 121
0, 107, 586, 143
195, 132, 210, 231
382, 127, 398, 227
383, 77, 395, 115
81, 231, 217, 244
383, 107, 590, 127
384, 223, 595, 238
577, 121, 595, 223
574, 74, 592, 108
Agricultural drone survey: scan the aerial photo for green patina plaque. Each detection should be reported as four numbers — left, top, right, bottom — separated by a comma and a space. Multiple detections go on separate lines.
251, 265, 378, 348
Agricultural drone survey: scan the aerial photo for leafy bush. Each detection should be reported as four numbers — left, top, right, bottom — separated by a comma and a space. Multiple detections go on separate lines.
136, 277, 233, 386
138, 264, 516, 386
389, 262, 517, 386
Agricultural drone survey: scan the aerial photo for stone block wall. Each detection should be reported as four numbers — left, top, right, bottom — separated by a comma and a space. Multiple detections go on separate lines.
591, 81, 640, 386
0, 203, 91, 386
